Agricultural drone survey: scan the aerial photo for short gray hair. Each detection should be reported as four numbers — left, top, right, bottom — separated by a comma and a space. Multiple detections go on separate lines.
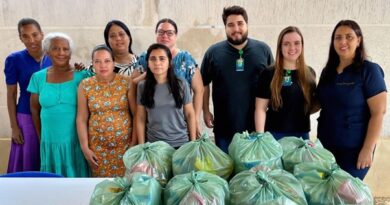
42, 32, 74, 54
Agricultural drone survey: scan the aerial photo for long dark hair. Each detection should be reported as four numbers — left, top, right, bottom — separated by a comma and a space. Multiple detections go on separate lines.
271, 26, 315, 114
141, 43, 183, 109
321, 20, 366, 82
103, 20, 133, 54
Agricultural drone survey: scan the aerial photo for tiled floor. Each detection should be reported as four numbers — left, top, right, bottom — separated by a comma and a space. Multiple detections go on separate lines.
363, 138, 390, 197
0, 138, 10, 172
375, 198, 390, 205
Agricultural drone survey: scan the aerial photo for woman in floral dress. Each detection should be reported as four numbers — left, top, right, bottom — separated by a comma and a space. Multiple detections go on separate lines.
77, 45, 135, 177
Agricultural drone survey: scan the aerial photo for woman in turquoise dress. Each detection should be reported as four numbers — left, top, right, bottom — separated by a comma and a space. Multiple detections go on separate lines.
28, 32, 89, 177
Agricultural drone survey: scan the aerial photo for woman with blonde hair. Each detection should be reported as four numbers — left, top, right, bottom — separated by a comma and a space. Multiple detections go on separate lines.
255, 26, 316, 140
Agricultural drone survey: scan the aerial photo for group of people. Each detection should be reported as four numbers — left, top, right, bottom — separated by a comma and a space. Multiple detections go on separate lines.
4, 5, 386, 180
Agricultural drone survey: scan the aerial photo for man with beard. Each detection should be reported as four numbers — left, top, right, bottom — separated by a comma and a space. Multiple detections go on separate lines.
201, 5, 274, 152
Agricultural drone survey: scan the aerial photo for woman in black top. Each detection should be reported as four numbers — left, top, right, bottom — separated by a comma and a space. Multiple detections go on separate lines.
255, 26, 316, 140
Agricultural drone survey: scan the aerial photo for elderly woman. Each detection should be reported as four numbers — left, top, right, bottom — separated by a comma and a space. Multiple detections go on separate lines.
4, 18, 52, 173
77, 45, 135, 177
28, 32, 89, 177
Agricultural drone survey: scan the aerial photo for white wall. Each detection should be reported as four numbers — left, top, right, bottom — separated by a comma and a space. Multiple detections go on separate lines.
0, 0, 389, 138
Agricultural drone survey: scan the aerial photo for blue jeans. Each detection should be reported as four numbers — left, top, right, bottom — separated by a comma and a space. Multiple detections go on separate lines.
215, 137, 231, 154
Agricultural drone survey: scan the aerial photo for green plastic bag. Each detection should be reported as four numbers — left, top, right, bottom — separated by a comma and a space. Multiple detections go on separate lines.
172, 133, 233, 179
164, 171, 229, 205
90, 177, 130, 205
294, 161, 373, 205
228, 131, 283, 173
278, 137, 336, 172
229, 166, 307, 205
123, 141, 175, 186
90, 173, 162, 205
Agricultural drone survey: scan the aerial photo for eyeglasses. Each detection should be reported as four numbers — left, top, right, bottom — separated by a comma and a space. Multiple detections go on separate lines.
157, 30, 176, 37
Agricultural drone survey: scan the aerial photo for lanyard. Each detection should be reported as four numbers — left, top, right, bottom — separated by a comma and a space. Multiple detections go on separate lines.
236, 50, 244, 72
238, 49, 243, 58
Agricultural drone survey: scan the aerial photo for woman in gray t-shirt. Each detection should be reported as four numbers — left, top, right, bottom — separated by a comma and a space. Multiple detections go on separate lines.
136, 43, 196, 148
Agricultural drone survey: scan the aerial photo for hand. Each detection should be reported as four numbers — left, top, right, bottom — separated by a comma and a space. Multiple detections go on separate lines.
357, 146, 374, 169
74, 62, 86, 71
132, 72, 146, 84
11, 126, 24, 144
196, 124, 202, 139
203, 111, 214, 128
130, 134, 137, 147
82, 148, 99, 167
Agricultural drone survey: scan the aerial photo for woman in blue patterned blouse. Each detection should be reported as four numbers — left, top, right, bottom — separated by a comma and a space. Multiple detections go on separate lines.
137, 19, 204, 136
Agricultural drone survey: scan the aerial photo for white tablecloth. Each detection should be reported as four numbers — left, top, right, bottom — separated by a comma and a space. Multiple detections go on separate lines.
0, 177, 108, 205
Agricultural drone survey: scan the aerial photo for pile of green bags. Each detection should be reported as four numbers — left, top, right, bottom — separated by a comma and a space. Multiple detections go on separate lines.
123, 141, 175, 186
164, 171, 230, 205
229, 166, 307, 205
90, 172, 162, 205
90, 130, 374, 205
294, 161, 373, 204
228, 131, 283, 173
172, 133, 233, 179
278, 137, 336, 172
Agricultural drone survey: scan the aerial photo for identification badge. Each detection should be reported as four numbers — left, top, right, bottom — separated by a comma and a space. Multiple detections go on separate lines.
236, 58, 244, 72
282, 76, 292, 86
282, 70, 293, 86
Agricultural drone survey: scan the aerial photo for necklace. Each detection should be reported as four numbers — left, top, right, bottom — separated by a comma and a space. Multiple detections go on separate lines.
282, 69, 293, 86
